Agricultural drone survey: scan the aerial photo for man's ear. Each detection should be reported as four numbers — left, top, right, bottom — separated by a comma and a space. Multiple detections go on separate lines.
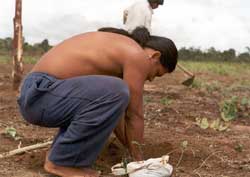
151, 51, 161, 63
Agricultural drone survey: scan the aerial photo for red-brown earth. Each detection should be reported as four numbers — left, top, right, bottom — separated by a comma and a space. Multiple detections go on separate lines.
0, 62, 250, 177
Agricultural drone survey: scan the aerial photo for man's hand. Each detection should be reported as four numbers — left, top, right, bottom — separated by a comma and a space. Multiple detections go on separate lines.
130, 140, 144, 161
114, 115, 144, 161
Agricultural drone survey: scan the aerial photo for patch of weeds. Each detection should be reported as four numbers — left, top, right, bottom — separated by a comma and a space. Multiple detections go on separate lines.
239, 79, 250, 87
204, 81, 221, 93
190, 79, 203, 89
220, 96, 238, 121
208, 63, 230, 76
0, 55, 39, 64
160, 97, 172, 106
0, 55, 11, 64
216, 68, 229, 76
219, 96, 250, 120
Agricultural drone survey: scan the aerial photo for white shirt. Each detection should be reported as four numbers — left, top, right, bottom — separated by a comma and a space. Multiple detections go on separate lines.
124, 0, 153, 33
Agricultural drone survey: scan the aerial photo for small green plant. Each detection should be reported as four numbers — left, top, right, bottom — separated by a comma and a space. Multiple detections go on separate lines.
160, 97, 172, 106
234, 143, 243, 152
210, 119, 230, 131
181, 140, 188, 149
195, 117, 209, 129
220, 96, 238, 121
4, 127, 21, 140
195, 117, 229, 131
122, 157, 129, 175
5, 127, 17, 138
120, 149, 132, 177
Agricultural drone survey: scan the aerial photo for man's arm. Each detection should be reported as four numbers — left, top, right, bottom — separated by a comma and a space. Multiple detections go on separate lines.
114, 114, 127, 146
123, 10, 128, 24
121, 58, 148, 161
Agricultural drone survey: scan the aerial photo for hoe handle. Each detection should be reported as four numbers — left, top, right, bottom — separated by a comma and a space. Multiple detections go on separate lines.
177, 64, 194, 77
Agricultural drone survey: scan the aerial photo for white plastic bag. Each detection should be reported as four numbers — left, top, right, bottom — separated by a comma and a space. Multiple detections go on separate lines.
111, 155, 173, 177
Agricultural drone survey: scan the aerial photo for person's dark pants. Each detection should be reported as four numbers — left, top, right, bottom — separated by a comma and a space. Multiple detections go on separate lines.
17, 72, 130, 167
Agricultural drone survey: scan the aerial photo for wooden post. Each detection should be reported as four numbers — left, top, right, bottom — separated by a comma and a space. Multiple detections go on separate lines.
12, 0, 23, 91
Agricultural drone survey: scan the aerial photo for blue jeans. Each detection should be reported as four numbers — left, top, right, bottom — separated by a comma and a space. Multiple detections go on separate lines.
17, 72, 130, 167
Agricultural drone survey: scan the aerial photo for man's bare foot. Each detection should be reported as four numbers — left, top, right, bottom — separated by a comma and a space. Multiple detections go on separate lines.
44, 153, 100, 177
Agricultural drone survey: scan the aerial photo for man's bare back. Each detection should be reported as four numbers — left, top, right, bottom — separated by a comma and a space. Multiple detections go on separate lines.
32, 32, 149, 79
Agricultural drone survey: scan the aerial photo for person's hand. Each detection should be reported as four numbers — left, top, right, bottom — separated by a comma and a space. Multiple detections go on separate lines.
130, 141, 144, 161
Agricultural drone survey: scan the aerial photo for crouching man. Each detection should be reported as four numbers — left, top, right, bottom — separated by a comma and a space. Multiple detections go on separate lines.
17, 27, 178, 177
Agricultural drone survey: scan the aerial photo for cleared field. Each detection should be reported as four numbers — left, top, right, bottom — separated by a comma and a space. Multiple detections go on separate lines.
0, 57, 250, 177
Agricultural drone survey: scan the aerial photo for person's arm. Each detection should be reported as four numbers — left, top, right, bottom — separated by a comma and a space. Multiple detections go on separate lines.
114, 114, 127, 146
123, 10, 128, 24
122, 57, 148, 161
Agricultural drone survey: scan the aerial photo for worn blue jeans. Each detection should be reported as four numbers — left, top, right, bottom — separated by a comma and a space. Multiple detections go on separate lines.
17, 72, 130, 167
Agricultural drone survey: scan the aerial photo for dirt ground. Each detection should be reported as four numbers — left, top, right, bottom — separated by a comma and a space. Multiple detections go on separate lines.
0, 62, 250, 177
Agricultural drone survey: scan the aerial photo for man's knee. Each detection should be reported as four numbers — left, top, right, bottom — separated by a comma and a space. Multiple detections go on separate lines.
119, 84, 130, 108
108, 77, 130, 107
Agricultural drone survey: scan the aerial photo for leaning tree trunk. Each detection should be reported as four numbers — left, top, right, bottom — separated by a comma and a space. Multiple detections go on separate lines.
12, 0, 23, 91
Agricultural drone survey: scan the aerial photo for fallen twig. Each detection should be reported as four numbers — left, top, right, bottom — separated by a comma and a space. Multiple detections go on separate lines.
176, 148, 184, 168
193, 151, 222, 172
167, 148, 180, 155
194, 171, 202, 177
0, 141, 52, 159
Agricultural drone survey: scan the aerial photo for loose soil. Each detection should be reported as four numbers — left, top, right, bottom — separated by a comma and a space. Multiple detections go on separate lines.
0, 63, 250, 177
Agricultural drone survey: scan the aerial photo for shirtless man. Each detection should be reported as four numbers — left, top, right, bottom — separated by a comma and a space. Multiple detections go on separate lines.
17, 27, 178, 177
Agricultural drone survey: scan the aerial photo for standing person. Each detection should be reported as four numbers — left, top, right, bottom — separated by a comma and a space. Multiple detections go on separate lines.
17, 27, 177, 177
123, 0, 164, 33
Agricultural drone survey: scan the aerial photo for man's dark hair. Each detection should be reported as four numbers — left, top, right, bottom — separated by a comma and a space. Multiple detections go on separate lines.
148, 0, 164, 5
98, 26, 177, 73
145, 36, 177, 72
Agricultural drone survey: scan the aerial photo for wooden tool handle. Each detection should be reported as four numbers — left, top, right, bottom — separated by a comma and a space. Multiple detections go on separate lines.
177, 64, 194, 77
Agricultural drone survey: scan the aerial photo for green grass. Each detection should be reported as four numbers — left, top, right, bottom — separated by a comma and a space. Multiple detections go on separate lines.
0, 55, 10, 64
23, 55, 40, 64
179, 60, 250, 77
0, 54, 39, 64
